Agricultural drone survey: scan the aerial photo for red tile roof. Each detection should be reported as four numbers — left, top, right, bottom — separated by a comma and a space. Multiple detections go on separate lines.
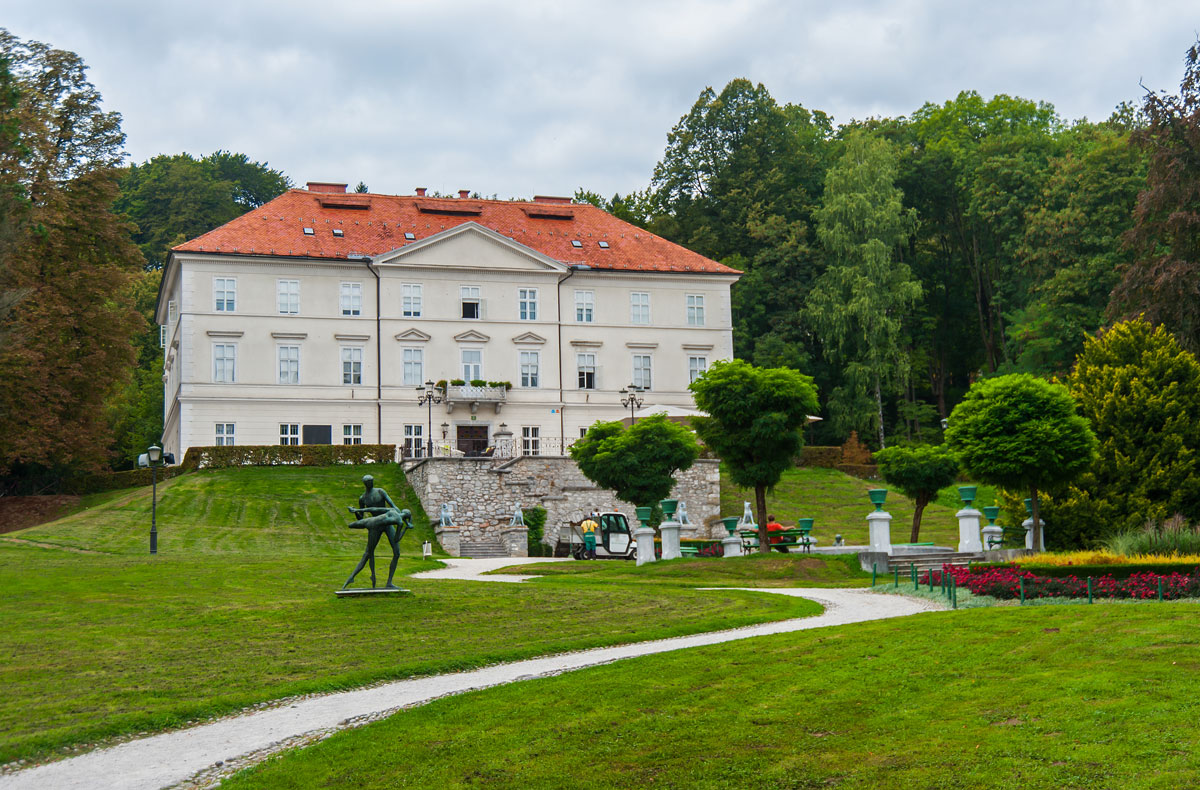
172, 189, 741, 275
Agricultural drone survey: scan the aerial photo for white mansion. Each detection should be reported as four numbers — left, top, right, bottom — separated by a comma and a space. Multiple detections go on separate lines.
155, 183, 740, 461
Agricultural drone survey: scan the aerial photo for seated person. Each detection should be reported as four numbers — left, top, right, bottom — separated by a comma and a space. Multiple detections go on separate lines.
765, 515, 787, 551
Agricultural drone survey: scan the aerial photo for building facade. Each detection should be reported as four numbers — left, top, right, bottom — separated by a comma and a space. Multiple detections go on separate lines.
155, 184, 740, 461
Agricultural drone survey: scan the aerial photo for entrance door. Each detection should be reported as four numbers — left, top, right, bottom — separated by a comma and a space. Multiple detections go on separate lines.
457, 425, 489, 457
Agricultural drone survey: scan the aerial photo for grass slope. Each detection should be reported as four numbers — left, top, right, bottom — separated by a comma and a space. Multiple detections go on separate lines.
226, 603, 1200, 790
500, 553, 872, 588
721, 466, 999, 546
0, 465, 820, 764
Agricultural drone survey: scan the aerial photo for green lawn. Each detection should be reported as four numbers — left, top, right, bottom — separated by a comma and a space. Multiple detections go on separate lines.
721, 466, 1000, 546
498, 553, 872, 588
225, 603, 1200, 790
0, 465, 821, 764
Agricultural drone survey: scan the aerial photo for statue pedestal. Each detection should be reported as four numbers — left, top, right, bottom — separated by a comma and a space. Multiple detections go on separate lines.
634, 527, 657, 566
722, 535, 744, 558
659, 520, 682, 560
336, 588, 411, 597
957, 508, 983, 553
1023, 517, 1045, 552
868, 510, 892, 554
981, 524, 1003, 550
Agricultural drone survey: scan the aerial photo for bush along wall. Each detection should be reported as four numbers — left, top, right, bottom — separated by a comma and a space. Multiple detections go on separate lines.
180, 444, 397, 470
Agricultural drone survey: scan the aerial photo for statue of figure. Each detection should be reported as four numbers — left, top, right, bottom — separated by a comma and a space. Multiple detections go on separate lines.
342, 475, 412, 590
677, 501, 691, 525
439, 502, 455, 527
740, 500, 757, 527
511, 504, 525, 526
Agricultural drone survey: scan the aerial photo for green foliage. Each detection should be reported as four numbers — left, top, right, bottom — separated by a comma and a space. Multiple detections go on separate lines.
570, 414, 699, 509
524, 505, 551, 557
1103, 515, 1200, 558
179, 443, 397, 470
1045, 319, 1200, 546
874, 444, 959, 541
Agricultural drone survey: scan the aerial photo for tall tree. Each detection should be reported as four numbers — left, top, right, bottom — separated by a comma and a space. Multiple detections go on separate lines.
807, 132, 921, 448
874, 444, 960, 542
1113, 40, 1200, 350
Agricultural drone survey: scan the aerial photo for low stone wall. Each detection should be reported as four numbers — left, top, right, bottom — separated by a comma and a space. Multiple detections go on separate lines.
406, 456, 722, 555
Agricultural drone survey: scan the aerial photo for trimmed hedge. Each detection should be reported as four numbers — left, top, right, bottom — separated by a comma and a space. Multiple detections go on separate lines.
62, 467, 185, 496
800, 446, 842, 467
180, 444, 397, 470
973, 560, 1200, 581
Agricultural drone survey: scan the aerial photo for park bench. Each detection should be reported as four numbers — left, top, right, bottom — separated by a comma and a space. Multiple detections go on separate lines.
740, 528, 815, 554
679, 546, 700, 557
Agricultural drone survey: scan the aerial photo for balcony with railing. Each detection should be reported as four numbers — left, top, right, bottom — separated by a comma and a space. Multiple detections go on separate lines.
444, 384, 507, 414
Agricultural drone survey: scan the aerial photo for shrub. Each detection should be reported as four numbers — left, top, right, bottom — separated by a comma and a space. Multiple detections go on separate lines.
800, 446, 842, 467
180, 444, 396, 470
874, 444, 959, 542
929, 564, 1200, 600
839, 431, 872, 463
1103, 514, 1200, 557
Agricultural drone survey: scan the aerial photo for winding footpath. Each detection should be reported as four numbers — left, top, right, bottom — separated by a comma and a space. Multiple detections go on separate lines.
0, 559, 943, 790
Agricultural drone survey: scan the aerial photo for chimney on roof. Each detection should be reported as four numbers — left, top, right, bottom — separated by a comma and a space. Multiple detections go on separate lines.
458, 189, 471, 199
533, 195, 573, 205
307, 182, 348, 194
415, 187, 427, 197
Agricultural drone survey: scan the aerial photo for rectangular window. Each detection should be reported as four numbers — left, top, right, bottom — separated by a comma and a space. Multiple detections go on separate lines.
402, 347, 423, 386
215, 423, 235, 446
686, 294, 705, 326
633, 354, 652, 391
460, 286, 480, 320
403, 424, 425, 458
278, 345, 300, 385
341, 347, 363, 385
520, 351, 540, 388
213, 343, 237, 383
278, 279, 300, 315
160, 325, 166, 349
688, 356, 708, 384
168, 299, 178, 324
402, 283, 423, 318
522, 426, 540, 456
279, 423, 299, 445
518, 288, 538, 321
343, 424, 363, 445
630, 292, 650, 325
577, 352, 596, 390
575, 290, 594, 323
214, 278, 236, 312
340, 282, 362, 316
461, 348, 482, 381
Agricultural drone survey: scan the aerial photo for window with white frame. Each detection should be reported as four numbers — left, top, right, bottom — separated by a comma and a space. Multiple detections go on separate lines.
632, 354, 652, 390
277, 279, 300, 315
213, 343, 237, 383
280, 423, 299, 445
460, 286, 481, 319
214, 278, 236, 312
341, 347, 363, 385
215, 423, 235, 446
686, 294, 705, 326
343, 424, 363, 445
688, 356, 708, 384
522, 426, 540, 456
160, 325, 166, 348
630, 292, 650, 325
461, 348, 482, 381
278, 346, 300, 384
575, 290, 594, 323
340, 282, 362, 316
402, 347, 423, 386
403, 424, 424, 458
577, 353, 596, 389
519, 351, 540, 388
402, 283, 423, 318
518, 288, 538, 321
168, 299, 178, 324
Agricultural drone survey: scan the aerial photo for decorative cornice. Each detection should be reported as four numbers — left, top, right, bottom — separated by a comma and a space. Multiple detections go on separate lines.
453, 329, 491, 343
206, 330, 244, 338
569, 339, 603, 348
271, 332, 308, 340
334, 333, 371, 342
511, 331, 547, 345
625, 341, 658, 349
681, 343, 714, 351
395, 328, 432, 342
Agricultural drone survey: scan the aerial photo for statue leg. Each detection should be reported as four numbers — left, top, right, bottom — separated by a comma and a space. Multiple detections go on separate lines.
343, 545, 372, 589
384, 524, 401, 588
364, 528, 383, 587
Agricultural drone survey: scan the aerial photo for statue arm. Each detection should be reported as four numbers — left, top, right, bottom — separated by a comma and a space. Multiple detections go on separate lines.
381, 489, 398, 510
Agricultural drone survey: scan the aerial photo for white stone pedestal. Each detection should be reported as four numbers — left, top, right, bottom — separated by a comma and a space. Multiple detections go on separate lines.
634, 527, 657, 565
1023, 517, 1045, 552
957, 508, 983, 553
659, 521, 682, 560
981, 524, 1003, 550
721, 534, 744, 558
868, 510, 893, 554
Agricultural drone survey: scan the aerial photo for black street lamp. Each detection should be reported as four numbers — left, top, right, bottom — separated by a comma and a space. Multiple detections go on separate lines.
416, 380, 443, 457
619, 385, 645, 424
146, 444, 163, 554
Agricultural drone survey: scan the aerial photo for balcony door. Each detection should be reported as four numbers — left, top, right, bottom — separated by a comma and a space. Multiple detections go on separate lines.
457, 424, 489, 457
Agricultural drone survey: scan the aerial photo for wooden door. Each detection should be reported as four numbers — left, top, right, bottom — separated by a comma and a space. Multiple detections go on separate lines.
457, 425, 489, 457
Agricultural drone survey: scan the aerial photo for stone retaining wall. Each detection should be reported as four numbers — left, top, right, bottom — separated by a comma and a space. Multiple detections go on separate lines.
406, 456, 722, 555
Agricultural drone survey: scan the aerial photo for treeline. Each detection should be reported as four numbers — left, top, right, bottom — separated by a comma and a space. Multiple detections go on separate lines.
580, 42, 1200, 449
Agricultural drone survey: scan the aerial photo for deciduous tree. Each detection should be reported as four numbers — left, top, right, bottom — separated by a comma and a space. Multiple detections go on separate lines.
874, 444, 960, 542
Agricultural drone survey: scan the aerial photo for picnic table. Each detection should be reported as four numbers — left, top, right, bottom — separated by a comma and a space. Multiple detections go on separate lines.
739, 527, 815, 553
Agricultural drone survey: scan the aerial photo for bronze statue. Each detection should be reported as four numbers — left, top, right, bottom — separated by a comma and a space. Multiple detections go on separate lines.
342, 474, 412, 590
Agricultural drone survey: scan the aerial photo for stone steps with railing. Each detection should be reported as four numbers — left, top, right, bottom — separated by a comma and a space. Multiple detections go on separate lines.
459, 540, 511, 559
886, 551, 983, 575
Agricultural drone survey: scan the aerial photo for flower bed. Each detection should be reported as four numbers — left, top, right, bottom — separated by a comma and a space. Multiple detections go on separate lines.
922, 565, 1200, 601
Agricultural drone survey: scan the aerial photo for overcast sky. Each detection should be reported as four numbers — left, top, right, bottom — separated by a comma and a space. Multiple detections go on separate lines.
7, 1, 1198, 199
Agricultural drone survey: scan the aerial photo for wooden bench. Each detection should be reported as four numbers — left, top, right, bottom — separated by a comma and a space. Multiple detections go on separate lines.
740, 529, 815, 553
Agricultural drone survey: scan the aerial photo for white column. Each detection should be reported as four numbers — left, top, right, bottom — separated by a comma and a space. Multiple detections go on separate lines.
957, 508, 983, 553
659, 520, 682, 560
721, 535, 744, 557
981, 524, 1003, 551
1023, 518, 1045, 552
635, 527, 657, 565
868, 510, 892, 555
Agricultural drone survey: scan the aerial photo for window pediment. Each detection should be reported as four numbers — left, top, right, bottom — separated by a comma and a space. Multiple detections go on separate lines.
394, 328, 432, 342
454, 329, 491, 343
511, 331, 547, 345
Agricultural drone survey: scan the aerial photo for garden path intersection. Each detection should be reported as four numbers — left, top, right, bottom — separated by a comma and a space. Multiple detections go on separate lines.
0, 561, 942, 790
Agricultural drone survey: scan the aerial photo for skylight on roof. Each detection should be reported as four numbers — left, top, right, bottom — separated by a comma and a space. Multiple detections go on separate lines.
571, 240, 583, 248
332, 229, 344, 237
598, 240, 610, 249
404, 232, 416, 241
303, 227, 315, 235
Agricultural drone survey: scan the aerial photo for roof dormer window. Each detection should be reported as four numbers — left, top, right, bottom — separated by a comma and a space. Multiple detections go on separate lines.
404, 232, 416, 241
332, 229, 344, 237
303, 227, 314, 236
598, 240, 610, 249
571, 240, 583, 248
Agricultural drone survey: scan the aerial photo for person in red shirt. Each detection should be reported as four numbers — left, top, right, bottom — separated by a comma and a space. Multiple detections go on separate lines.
766, 515, 786, 552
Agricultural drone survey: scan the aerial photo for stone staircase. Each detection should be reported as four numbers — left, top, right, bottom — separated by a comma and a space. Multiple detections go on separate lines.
886, 550, 983, 576
459, 540, 511, 559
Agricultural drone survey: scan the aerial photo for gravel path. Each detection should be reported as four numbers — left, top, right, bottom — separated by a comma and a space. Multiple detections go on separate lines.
0, 567, 943, 790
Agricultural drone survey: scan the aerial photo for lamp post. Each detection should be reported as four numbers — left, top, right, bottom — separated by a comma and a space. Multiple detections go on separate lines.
146, 444, 163, 554
619, 385, 645, 424
416, 380, 443, 458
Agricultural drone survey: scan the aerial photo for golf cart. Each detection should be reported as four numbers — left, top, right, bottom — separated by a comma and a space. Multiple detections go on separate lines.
559, 511, 636, 560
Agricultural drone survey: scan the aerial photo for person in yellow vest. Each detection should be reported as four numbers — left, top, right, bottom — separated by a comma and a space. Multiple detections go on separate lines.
580, 513, 599, 560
